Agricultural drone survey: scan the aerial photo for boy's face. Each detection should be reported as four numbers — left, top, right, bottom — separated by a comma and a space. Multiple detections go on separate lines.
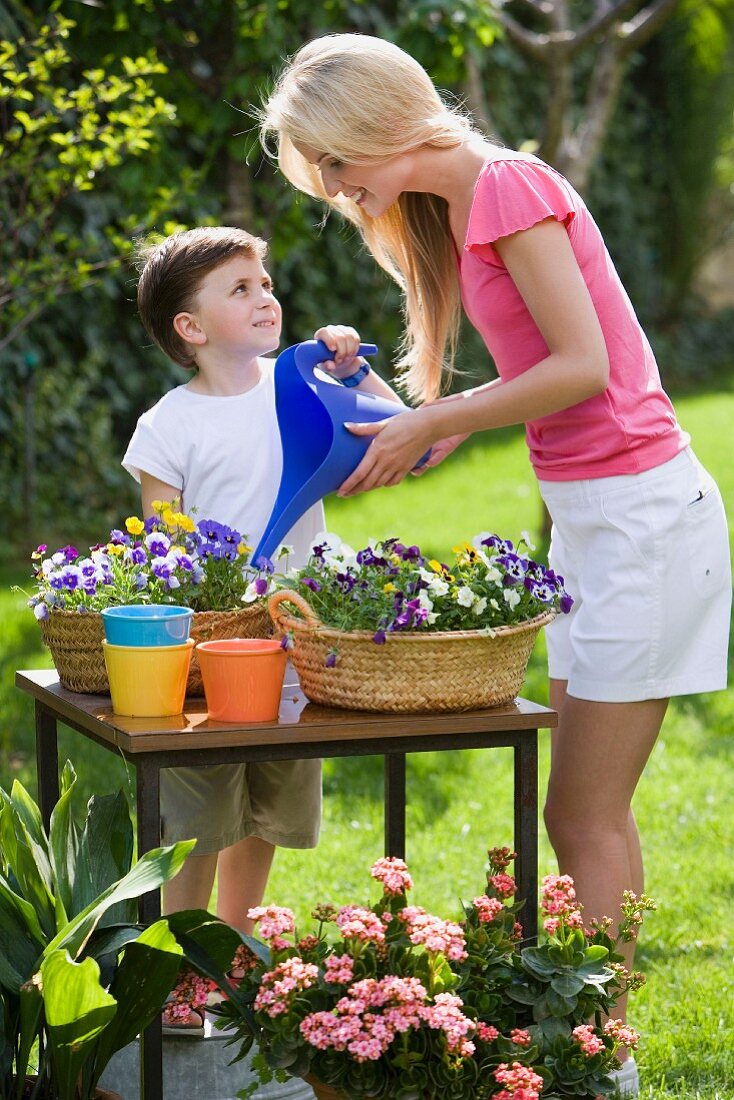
187, 255, 282, 360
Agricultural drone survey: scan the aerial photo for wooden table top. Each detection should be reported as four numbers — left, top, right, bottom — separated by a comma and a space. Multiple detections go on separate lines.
17, 669, 557, 755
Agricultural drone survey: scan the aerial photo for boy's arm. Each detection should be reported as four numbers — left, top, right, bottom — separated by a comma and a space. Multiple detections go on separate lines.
140, 471, 182, 519
314, 324, 403, 406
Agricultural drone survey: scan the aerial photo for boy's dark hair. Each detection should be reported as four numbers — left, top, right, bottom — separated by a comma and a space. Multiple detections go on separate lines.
135, 226, 268, 368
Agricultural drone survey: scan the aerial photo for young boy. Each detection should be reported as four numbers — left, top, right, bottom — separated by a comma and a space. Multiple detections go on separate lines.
123, 226, 401, 1030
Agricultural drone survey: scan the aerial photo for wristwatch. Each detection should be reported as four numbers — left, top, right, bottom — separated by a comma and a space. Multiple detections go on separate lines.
340, 360, 371, 388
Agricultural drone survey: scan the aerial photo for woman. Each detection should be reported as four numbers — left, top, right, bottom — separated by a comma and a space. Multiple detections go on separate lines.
259, 34, 731, 1097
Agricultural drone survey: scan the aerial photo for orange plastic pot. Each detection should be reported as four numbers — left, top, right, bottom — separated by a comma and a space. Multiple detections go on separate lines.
196, 638, 286, 722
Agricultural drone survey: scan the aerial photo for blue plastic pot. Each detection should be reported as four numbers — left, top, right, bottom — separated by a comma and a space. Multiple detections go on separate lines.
100, 604, 193, 647
254, 340, 430, 562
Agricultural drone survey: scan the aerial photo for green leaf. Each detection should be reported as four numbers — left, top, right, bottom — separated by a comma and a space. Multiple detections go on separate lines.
91, 919, 182, 1074
550, 972, 585, 997
17, 975, 44, 1087
49, 767, 81, 920
71, 790, 134, 923
41, 950, 117, 1100
45, 840, 195, 961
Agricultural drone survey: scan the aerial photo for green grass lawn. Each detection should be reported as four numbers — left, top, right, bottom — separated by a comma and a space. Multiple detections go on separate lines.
2, 391, 733, 1098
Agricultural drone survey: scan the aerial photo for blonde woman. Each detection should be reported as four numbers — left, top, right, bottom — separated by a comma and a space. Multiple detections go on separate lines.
259, 34, 730, 1097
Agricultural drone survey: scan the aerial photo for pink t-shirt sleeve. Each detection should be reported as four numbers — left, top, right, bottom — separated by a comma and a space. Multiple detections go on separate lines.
465, 158, 577, 266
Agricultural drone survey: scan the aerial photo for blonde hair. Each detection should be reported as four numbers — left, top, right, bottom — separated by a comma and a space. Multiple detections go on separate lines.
259, 34, 478, 401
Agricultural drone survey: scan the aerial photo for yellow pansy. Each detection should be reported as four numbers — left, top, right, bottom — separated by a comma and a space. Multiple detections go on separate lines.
428, 559, 443, 573
174, 512, 195, 532
237, 542, 251, 556
151, 499, 164, 513
383, 582, 396, 594
106, 543, 124, 556
162, 509, 176, 529
125, 516, 144, 536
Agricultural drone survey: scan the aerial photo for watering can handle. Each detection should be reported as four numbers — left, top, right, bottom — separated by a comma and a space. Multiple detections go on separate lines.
294, 340, 379, 376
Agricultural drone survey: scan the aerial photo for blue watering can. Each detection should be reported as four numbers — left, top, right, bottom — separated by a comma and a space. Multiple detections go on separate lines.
253, 340, 430, 563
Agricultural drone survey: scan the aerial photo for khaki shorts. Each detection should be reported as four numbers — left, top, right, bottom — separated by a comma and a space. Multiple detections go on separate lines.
160, 759, 322, 856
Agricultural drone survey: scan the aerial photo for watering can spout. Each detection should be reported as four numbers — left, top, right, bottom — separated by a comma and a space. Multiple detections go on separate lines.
253, 340, 429, 564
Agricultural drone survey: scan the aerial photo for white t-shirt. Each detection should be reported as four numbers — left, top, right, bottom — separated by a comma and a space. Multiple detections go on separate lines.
122, 360, 324, 568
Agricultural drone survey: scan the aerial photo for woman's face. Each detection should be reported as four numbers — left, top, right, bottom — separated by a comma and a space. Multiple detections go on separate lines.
293, 141, 414, 218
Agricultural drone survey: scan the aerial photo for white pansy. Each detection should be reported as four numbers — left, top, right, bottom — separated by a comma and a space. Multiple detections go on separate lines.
521, 530, 537, 551
456, 586, 475, 608
242, 581, 261, 603
417, 590, 434, 612
311, 531, 342, 553
471, 532, 493, 552
276, 543, 295, 559
428, 576, 449, 597
426, 611, 439, 625
490, 598, 500, 610
485, 566, 502, 584
503, 588, 521, 609
473, 597, 487, 616
478, 625, 497, 638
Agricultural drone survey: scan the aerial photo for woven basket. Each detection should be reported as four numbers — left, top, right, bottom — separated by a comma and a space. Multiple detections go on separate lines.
40, 604, 273, 696
268, 591, 554, 713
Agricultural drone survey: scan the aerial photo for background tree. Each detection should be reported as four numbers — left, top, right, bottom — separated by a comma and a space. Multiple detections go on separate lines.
1, 0, 732, 552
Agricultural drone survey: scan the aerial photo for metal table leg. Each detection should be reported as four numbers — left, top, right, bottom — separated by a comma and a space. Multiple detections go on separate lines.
35, 701, 60, 831
384, 753, 406, 859
514, 733, 539, 943
136, 759, 163, 1100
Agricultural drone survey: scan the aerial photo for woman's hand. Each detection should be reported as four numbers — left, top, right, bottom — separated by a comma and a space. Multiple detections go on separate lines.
338, 409, 435, 496
314, 324, 364, 380
410, 432, 469, 476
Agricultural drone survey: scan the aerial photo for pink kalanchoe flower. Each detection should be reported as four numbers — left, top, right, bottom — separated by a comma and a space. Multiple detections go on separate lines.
399, 906, 467, 960
419, 992, 476, 1056
488, 846, 517, 871
336, 905, 388, 944
488, 873, 517, 898
572, 1024, 605, 1057
474, 895, 504, 923
370, 855, 414, 895
603, 1019, 640, 1049
476, 1023, 500, 1042
324, 953, 355, 985
254, 957, 319, 1018
494, 1060, 544, 1098
544, 917, 560, 935
511, 1028, 532, 1047
247, 904, 296, 943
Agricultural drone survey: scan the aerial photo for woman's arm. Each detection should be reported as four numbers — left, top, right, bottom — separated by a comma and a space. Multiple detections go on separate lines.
140, 471, 182, 519
338, 218, 609, 495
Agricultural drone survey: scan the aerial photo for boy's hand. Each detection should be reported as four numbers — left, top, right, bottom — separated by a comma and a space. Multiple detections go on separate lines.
314, 325, 364, 380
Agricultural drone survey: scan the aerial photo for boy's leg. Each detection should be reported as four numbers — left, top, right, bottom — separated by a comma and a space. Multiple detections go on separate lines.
216, 835, 275, 934
162, 849, 218, 913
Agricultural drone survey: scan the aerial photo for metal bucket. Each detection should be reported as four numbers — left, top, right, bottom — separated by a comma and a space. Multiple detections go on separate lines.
99, 1016, 315, 1100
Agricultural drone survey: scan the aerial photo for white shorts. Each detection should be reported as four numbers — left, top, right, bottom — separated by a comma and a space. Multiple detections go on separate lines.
539, 448, 731, 703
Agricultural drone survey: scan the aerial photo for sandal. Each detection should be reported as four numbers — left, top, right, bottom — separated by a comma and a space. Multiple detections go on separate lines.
207, 943, 258, 1006
161, 967, 210, 1038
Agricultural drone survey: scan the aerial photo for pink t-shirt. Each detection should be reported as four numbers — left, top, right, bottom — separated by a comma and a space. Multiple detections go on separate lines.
459, 151, 688, 480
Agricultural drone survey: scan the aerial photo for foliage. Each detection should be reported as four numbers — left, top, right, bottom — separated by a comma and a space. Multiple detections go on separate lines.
278, 532, 572, 651
210, 849, 650, 1100
0, 761, 195, 1100
14, 501, 279, 618
0, 8, 177, 353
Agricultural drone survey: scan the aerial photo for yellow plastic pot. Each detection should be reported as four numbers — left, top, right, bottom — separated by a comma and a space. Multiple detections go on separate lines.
102, 638, 194, 717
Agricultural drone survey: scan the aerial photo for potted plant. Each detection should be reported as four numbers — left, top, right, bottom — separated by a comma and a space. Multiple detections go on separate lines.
15, 501, 285, 694
0, 761, 209, 1100
208, 848, 652, 1100
269, 532, 573, 711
